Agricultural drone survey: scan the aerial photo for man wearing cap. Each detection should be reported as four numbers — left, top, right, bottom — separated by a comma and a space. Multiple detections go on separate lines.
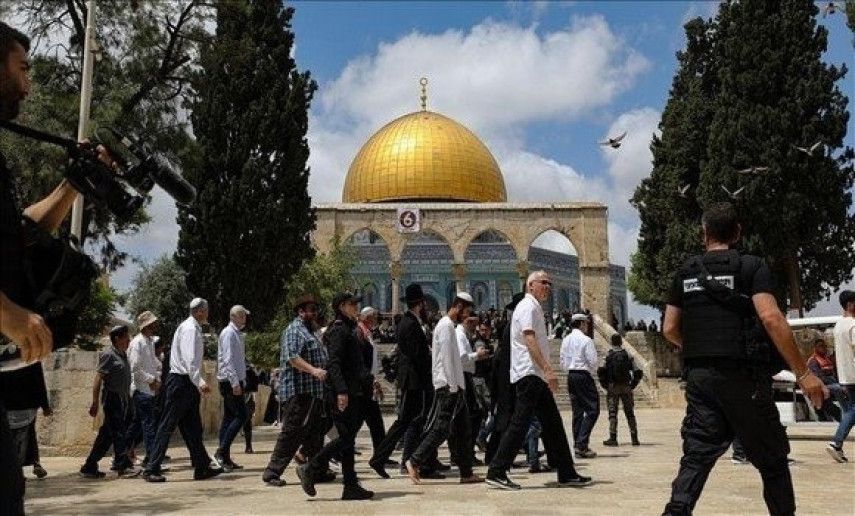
214, 305, 251, 472
80, 325, 136, 478
560, 313, 600, 458
405, 292, 484, 485
262, 294, 329, 487
828, 290, 855, 462
356, 306, 388, 455
128, 311, 162, 467
143, 298, 222, 483
297, 292, 374, 500
486, 271, 591, 490
369, 284, 434, 478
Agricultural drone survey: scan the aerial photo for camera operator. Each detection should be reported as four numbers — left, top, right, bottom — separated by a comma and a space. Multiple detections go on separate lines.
0, 22, 115, 514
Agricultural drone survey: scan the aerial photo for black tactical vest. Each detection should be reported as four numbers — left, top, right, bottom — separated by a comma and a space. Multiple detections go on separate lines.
678, 250, 761, 361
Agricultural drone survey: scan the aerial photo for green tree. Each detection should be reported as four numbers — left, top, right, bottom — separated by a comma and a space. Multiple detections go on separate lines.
75, 279, 118, 350
176, 0, 317, 329
631, 0, 854, 312
245, 241, 355, 369
699, 0, 854, 311
630, 17, 716, 310
125, 255, 193, 343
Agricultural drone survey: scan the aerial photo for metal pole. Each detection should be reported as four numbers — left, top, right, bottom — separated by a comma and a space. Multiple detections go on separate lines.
70, 0, 97, 242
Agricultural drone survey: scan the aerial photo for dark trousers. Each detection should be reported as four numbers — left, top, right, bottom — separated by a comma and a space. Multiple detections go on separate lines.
663, 365, 794, 516
370, 389, 429, 465
132, 391, 157, 460
449, 374, 479, 465
0, 400, 24, 516
567, 371, 599, 450
363, 397, 386, 450
263, 394, 326, 479
243, 395, 256, 450
488, 375, 577, 480
307, 395, 367, 486
217, 381, 248, 457
412, 387, 473, 477
606, 384, 637, 437
145, 373, 211, 474
83, 391, 132, 471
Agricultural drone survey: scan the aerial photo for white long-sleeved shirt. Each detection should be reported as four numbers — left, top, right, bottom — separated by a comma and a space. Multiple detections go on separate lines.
456, 324, 477, 375
833, 316, 855, 385
171, 316, 207, 388
560, 328, 598, 377
217, 322, 247, 387
432, 316, 466, 392
128, 333, 162, 396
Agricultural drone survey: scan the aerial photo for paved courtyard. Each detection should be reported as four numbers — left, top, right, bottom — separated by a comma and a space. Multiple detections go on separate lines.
23, 408, 853, 515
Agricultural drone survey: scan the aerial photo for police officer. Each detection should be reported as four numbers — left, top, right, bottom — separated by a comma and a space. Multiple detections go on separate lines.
661, 202, 826, 516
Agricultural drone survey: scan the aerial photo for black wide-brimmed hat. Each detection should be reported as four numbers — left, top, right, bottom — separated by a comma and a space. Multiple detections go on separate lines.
505, 292, 525, 311
402, 284, 426, 304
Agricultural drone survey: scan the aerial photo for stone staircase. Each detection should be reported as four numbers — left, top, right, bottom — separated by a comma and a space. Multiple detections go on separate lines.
373, 318, 660, 411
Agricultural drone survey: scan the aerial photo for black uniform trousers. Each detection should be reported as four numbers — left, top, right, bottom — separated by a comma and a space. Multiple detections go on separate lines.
363, 397, 386, 450
567, 370, 599, 451
370, 388, 430, 465
0, 400, 24, 516
144, 373, 211, 474
488, 375, 577, 481
263, 393, 327, 480
411, 386, 473, 477
83, 391, 133, 471
663, 364, 794, 516
306, 395, 367, 486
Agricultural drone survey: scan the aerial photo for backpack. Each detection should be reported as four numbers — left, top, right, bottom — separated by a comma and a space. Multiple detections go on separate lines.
606, 349, 633, 386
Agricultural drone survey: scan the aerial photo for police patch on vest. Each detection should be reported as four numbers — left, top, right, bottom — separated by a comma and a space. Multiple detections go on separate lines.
683, 275, 735, 293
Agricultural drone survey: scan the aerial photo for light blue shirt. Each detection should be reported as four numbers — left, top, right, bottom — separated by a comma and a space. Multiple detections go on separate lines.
217, 322, 247, 387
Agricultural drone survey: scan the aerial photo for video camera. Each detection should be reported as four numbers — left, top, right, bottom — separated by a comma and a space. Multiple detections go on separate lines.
0, 120, 196, 365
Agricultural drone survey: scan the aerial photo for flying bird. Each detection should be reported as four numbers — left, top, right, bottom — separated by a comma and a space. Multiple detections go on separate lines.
794, 141, 823, 156
599, 131, 627, 149
823, 2, 838, 17
678, 184, 691, 198
721, 185, 745, 200
737, 166, 770, 175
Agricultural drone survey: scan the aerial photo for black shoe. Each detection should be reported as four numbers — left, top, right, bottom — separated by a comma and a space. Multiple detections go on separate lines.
79, 467, 106, 479
631, 434, 640, 446
485, 473, 521, 490
33, 464, 48, 479
558, 474, 592, 487
296, 464, 316, 497
194, 467, 224, 481
576, 448, 598, 459
263, 476, 286, 487
315, 469, 337, 483
603, 438, 618, 447
143, 471, 166, 483
245, 447, 254, 454
385, 459, 399, 467
369, 458, 390, 479
419, 470, 446, 480
118, 466, 141, 477
434, 461, 451, 471
227, 460, 244, 471
528, 462, 552, 474
342, 483, 374, 500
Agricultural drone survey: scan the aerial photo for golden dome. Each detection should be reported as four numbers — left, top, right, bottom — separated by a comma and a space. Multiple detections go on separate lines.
342, 110, 507, 203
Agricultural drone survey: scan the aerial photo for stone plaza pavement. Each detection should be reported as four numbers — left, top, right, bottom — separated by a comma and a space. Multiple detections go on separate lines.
23, 408, 853, 515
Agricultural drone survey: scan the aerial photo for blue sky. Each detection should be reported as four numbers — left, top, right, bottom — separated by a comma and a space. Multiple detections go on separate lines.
114, 1, 855, 321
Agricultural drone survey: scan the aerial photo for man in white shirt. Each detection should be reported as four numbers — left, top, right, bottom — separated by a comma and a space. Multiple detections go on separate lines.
144, 298, 222, 483
560, 313, 600, 458
828, 290, 855, 463
486, 271, 592, 490
405, 292, 483, 485
128, 311, 162, 467
214, 305, 250, 472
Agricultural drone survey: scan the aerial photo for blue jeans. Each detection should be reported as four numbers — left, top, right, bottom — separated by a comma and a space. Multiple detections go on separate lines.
832, 385, 855, 445
525, 417, 542, 465
133, 391, 157, 460
218, 381, 248, 457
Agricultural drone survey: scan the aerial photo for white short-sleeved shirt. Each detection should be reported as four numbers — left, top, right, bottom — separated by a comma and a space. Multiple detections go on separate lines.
833, 316, 855, 385
510, 293, 550, 384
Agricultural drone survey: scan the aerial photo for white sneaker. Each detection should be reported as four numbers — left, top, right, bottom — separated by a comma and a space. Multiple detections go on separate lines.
825, 443, 848, 463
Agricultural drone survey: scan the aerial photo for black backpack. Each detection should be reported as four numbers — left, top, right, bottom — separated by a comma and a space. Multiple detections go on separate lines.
607, 349, 633, 385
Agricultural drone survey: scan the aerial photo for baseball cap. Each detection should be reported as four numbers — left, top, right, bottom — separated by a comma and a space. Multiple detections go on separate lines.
332, 291, 362, 310
109, 325, 129, 341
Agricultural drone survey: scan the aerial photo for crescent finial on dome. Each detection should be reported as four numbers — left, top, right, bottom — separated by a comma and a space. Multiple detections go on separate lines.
419, 77, 428, 111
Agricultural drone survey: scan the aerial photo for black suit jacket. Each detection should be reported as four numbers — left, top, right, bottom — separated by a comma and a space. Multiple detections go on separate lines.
395, 311, 432, 391
325, 318, 370, 397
